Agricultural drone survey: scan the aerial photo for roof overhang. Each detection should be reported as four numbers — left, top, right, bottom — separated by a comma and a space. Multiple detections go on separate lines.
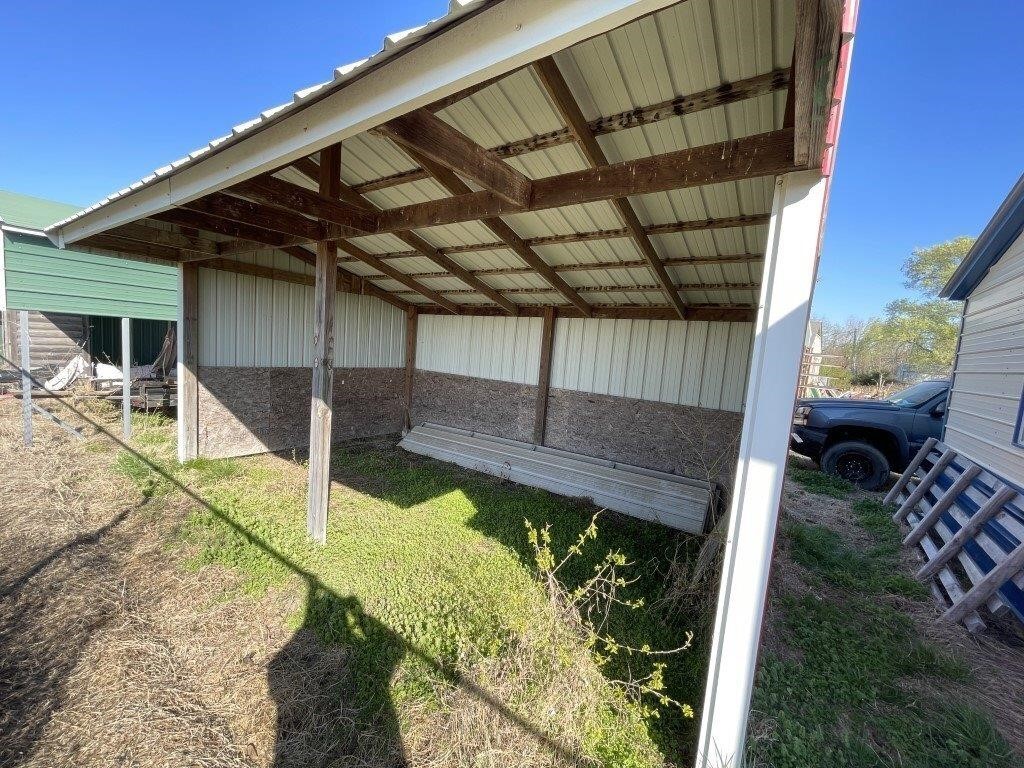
48, 0, 681, 246
941, 172, 1024, 300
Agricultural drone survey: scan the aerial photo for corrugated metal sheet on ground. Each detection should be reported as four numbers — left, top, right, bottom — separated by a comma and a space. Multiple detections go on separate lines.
400, 423, 713, 534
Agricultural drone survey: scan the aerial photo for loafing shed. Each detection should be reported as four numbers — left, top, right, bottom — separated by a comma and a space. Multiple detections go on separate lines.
44, 0, 860, 763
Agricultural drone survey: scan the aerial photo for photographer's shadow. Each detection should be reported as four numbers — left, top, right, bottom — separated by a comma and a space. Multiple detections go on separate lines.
268, 581, 406, 767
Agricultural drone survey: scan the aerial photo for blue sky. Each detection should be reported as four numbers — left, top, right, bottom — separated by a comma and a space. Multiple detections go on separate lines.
2, 1, 1022, 323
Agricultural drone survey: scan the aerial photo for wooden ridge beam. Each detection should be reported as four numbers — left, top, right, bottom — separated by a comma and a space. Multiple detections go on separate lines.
400, 143, 594, 317
380, 109, 533, 208
375, 129, 796, 235
534, 55, 685, 319
352, 69, 791, 194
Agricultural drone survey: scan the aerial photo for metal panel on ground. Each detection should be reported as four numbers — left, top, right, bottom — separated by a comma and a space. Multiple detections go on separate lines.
400, 423, 713, 533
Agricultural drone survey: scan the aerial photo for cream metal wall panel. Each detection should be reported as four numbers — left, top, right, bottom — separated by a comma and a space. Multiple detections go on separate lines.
416, 314, 542, 385
551, 318, 753, 412
946, 229, 1024, 487
197, 251, 404, 368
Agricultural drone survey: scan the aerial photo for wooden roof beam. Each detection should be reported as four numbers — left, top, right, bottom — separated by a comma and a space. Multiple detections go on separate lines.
792, 0, 843, 168
335, 241, 461, 314
393, 282, 760, 297
151, 209, 298, 249
397, 254, 763, 279
374, 129, 795, 234
290, 158, 518, 315
281, 245, 412, 312
415, 304, 757, 322
230, 175, 378, 234
379, 110, 533, 208
399, 143, 594, 317
534, 55, 686, 319
180, 192, 326, 242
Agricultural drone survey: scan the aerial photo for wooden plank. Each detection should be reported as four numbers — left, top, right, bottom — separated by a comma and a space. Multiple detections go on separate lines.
904, 463, 981, 546
336, 240, 461, 314
78, 234, 183, 263
893, 447, 955, 523
912, 519, 987, 633
306, 143, 341, 544
121, 317, 132, 439
107, 222, 219, 257
151, 209, 298, 249
534, 56, 685, 319
945, 540, 1024, 624
374, 129, 796, 235
393, 282, 760, 297
399, 143, 594, 317
231, 174, 377, 234
178, 262, 199, 462
533, 307, 556, 445
182, 191, 326, 241
404, 308, 418, 431
918, 484, 1018, 581
399, 254, 764, 279
380, 109, 533, 207
415, 303, 757, 321
884, 437, 938, 505
792, 0, 843, 167
19, 310, 32, 447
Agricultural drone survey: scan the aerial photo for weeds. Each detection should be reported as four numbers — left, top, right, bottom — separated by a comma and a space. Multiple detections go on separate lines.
787, 466, 854, 499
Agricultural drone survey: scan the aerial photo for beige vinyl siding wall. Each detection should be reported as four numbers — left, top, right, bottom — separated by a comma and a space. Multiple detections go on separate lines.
196, 251, 405, 368
945, 228, 1024, 488
415, 314, 754, 413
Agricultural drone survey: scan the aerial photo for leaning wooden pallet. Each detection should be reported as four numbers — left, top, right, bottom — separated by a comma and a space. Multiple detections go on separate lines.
887, 439, 1024, 631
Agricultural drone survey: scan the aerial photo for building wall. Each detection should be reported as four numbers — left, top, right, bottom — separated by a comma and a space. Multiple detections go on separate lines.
945, 228, 1024, 488
416, 314, 542, 385
195, 252, 406, 458
6, 310, 88, 372
3, 231, 177, 321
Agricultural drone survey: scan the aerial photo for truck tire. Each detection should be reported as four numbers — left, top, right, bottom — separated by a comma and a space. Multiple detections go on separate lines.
820, 441, 890, 490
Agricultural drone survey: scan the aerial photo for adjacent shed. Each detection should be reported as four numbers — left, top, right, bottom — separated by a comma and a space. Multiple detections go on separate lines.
43, 0, 859, 762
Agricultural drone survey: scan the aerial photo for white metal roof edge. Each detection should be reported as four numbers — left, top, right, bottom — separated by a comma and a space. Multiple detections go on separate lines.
49, 0, 681, 247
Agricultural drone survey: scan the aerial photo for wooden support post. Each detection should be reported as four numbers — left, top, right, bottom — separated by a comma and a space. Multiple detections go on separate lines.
19, 310, 32, 447
533, 307, 555, 445
404, 308, 418, 431
917, 484, 1017, 581
306, 143, 341, 544
903, 463, 981, 547
121, 317, 132, 439
893, 448, 956, 523
177, 263, 199, 462
883, 437, 937, 505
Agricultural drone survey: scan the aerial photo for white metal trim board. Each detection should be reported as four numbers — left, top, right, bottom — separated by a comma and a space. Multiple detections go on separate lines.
399, 423, 712, 533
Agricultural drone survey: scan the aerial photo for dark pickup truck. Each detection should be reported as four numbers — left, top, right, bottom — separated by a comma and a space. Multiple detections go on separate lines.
790, 380, 950, 490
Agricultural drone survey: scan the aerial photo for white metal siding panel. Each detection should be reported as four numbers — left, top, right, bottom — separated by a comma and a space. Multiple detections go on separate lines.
946, 229, 1024, 487
416, 314, 542, 385
197, 254, 404, 368
551, 318, 753, 412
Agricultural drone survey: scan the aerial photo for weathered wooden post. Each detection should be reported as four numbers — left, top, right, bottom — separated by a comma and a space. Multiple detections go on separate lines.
121, 317, 132, 438
19, 310, 32, 447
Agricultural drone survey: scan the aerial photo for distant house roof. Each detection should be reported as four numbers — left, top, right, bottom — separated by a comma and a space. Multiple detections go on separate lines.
0, 190, 83, 233
942, 173, 1024, 300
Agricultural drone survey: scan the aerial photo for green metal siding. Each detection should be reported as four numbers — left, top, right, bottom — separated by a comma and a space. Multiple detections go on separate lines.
3, 232, 177, 321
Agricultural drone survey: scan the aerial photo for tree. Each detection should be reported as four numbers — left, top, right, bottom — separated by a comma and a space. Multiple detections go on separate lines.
903, 236, 974, 296
861, 298, 961, 377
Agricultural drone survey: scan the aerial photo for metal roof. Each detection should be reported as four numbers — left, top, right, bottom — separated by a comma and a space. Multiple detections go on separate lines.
0, 190, 82, 232
942, 173, 1024, 301
46, 0, 805, 313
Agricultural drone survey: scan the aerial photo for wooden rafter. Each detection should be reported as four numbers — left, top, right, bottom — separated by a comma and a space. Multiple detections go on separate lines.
351, 68, 791, 195
398, 143, 594, 317
416, 304, 756, 322
290, 159, 518, 315
181, 192, 325, 241
151, 209, 301, 248
230, 175, 377, 234
374, 129, 795, 234
280, 245, 412, 312
534, 55, 686, 319
792, 0, 843, 168
105, 222, 219, 259
379, 110, 533, 208
337, 240, 461, 314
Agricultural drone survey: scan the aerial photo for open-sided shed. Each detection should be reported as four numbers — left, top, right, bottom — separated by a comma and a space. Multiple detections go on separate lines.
44, 0, 859, 762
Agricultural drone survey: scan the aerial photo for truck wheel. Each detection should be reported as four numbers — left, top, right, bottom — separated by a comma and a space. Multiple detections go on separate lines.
821, 441, 890, 490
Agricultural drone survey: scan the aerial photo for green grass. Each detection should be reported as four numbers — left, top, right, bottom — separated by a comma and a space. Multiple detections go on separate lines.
114, 429, 706, 765
788, 465, 855, 499
751, 472, 1011, 767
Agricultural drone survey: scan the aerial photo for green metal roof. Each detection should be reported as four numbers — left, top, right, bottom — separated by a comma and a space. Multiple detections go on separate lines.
0, 189, 83, 232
